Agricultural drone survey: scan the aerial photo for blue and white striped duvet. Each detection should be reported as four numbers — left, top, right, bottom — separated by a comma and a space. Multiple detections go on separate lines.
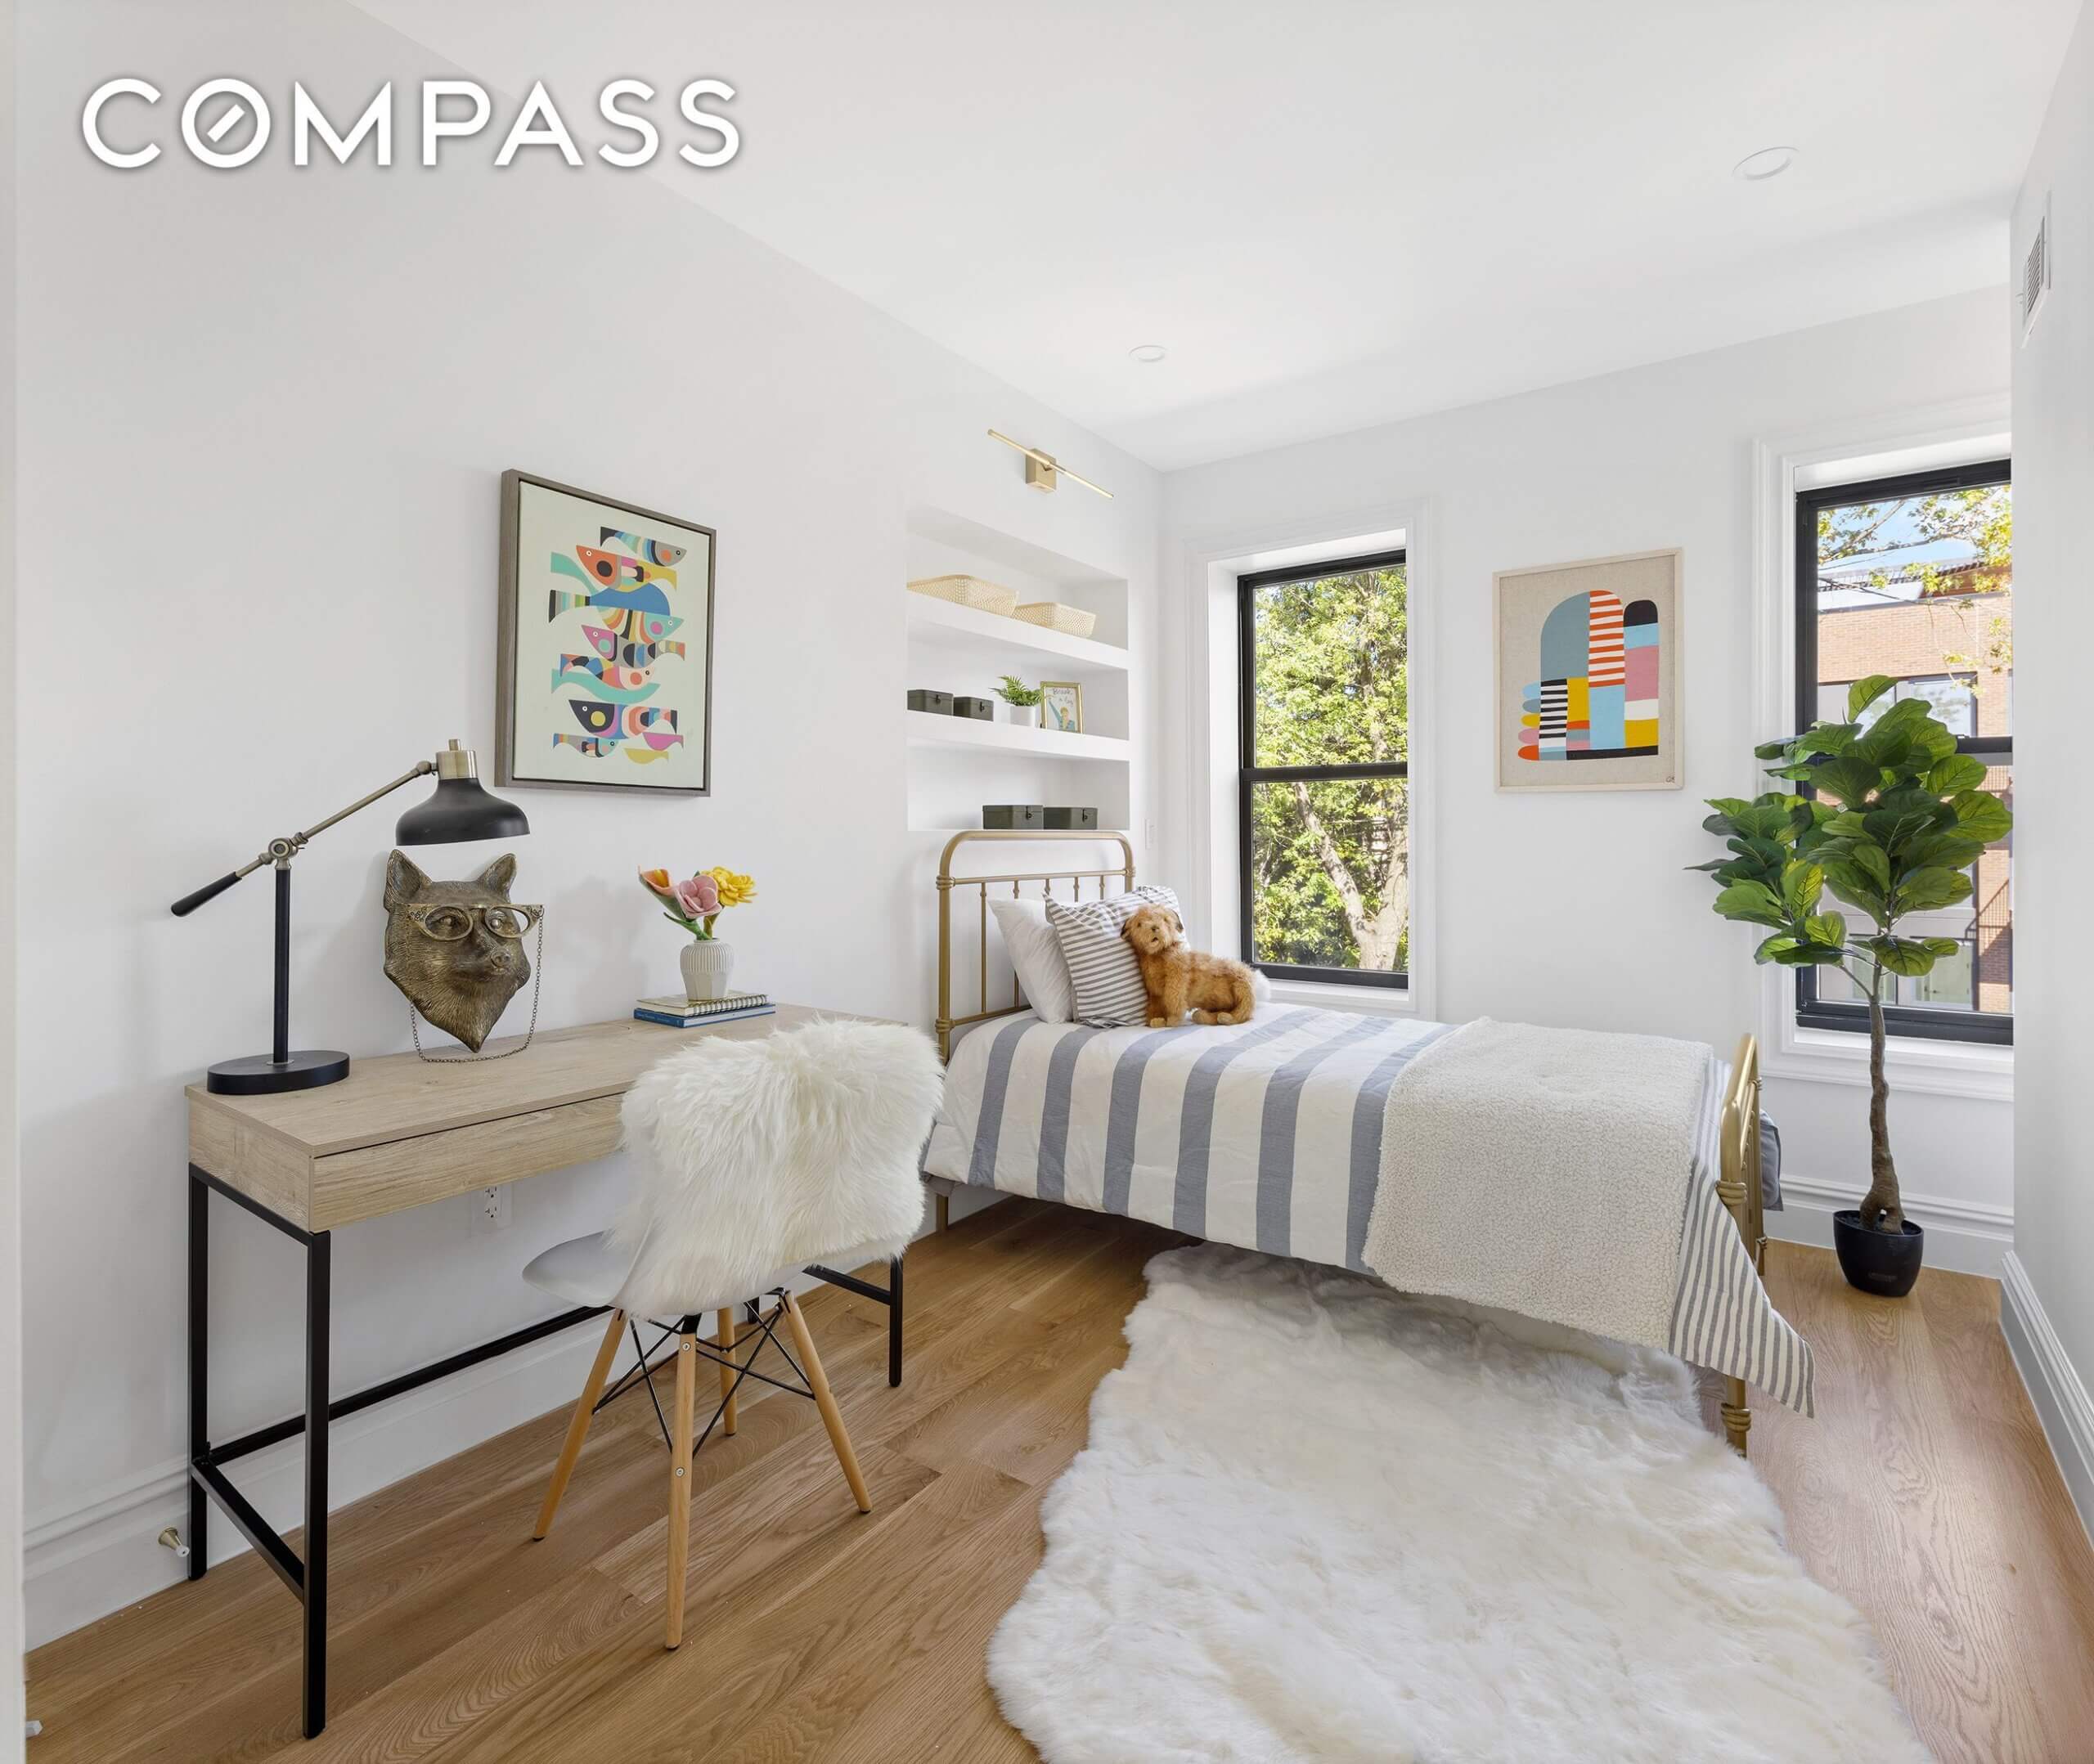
923, 1006, 1813, 1415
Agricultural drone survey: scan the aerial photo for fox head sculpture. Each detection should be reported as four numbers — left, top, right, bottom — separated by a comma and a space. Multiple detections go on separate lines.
381, 851, 532, 1052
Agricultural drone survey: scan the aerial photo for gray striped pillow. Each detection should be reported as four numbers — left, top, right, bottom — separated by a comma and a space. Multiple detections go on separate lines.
1045, 886, 1180, 1027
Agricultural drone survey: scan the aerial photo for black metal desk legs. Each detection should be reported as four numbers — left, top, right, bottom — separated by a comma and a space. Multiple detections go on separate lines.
186, 1172, 209, 1584
186, 1165, 332, 1738
801, 1255, 905, 1388
888, 1255, 903, 1387
303, 1228, 330, 1737
186, 1163, 903, 1742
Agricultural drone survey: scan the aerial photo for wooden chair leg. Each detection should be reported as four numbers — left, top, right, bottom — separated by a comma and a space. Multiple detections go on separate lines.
664, 1326, 698, 1650
780, 1292, 871, 1514
717, 1307, 739, 1436
532, 1308, 626, 1541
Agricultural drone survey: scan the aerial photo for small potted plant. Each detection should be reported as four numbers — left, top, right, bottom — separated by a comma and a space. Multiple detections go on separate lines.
640, 864, 757, 1001
1693, 676, 2012, 1298
995, 675, 1042, 727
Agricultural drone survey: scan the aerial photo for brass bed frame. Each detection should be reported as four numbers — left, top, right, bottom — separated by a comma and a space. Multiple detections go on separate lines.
931, 829, 1768, 1456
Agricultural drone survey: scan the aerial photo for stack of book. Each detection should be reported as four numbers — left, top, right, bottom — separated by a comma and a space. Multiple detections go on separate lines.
633, 990, 775, 1028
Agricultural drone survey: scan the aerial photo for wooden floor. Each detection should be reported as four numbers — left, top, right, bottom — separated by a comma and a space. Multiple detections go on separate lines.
27, 1203, 2094, 1763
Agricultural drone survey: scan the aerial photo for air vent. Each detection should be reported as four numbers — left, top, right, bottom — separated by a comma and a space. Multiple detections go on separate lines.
2020, 195, 2051, 344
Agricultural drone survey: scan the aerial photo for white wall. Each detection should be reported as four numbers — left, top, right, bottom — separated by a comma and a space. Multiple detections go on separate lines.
2, 0, 24, 1742
2006, 1, 2094, 1534
16, 0, 1158, 1642
1159, 290, 2014, 1264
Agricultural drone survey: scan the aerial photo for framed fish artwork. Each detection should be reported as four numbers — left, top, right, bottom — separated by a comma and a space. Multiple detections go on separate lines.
496, 470, 717, 794
1493, 547, 1682, 792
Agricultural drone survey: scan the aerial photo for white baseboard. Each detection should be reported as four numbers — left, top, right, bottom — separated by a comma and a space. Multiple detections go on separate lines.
25, 1247, 896, 1652
1998, 1251, 2094, 1547
22, 1308, 625, 1650
1765, 1174, 2012, 1277
942, 1185, 1007, 1227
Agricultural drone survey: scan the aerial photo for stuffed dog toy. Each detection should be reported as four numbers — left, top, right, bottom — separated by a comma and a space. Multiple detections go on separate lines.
1121, 904, 1257, 1027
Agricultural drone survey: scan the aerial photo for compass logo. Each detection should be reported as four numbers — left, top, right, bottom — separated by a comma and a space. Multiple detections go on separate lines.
82, 78, 739, 171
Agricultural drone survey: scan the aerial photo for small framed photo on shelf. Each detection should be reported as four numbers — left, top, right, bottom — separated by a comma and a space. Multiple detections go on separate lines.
1039, 681, 1084, 734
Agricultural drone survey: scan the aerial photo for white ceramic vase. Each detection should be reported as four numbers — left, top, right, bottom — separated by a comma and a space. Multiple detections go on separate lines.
999, 702, 1039, 727
680, 937, 735, 1002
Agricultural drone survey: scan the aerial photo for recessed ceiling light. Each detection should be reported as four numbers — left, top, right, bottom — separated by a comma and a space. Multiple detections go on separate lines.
1128, 343, 1168, 364
1733, 146, 1796, 182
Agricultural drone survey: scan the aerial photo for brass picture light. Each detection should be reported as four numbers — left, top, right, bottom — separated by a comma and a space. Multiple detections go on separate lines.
987, 429, 1113, 499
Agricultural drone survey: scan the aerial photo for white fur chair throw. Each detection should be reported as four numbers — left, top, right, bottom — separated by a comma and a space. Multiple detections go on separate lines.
610, 1019, 944, 1320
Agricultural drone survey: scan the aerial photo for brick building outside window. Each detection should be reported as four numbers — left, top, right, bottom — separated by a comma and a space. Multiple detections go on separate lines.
1797, 460, 2012, 1042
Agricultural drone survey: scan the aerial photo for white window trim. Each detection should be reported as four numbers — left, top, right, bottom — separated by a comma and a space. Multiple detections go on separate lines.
1174, 499, 1438, 1021
1750, 397, 2012, 1103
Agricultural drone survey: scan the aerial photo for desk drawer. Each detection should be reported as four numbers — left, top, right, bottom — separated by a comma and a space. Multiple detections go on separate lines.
312, 1093, 626, 1230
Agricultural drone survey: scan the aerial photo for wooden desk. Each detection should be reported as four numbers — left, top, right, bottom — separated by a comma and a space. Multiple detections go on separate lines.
183, 1008, 905, 1740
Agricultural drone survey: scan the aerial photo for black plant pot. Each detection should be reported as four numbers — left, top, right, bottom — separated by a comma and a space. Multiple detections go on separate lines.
1832, 1209, 1925, 1299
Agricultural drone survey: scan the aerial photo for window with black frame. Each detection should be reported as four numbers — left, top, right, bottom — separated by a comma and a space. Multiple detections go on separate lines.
1238, 550, 1409, 989
1795, 460, 2012, 1044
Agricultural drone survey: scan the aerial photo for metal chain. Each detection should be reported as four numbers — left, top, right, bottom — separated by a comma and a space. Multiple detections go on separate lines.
410, 910, 546, 1063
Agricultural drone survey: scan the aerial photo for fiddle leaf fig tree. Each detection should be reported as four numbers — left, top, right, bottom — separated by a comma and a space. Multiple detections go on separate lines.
1692, 674, 2012, 1236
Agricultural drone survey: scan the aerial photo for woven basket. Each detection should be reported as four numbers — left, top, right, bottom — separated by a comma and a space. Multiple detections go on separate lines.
1011, 601, 1098, 639
907, 574, 1019, 616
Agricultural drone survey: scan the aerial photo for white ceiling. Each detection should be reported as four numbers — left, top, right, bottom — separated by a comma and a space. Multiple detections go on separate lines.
353, 0, 2081, 470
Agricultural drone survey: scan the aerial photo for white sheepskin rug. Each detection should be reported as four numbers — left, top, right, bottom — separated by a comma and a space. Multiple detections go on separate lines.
989, 1245, 1926, 1764
612, 1020, 942, 1318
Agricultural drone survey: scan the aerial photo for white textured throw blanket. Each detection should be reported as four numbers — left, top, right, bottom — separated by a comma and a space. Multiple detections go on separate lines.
1365, 1018, 1706, 1352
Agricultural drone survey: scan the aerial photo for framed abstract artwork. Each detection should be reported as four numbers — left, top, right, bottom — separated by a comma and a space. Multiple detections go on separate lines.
1494, 548, 1682, 792
497, 470, 717, 794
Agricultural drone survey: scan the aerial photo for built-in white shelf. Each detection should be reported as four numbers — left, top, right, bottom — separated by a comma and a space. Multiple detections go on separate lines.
902, 503, 1134, 837
903, 708, 1130, 763
905, 595, 1130, 675
906, 822, 1132, 837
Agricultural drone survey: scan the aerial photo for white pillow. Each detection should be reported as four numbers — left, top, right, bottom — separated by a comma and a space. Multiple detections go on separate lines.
988, 898, 1075, 1023
1045, 886, 1182, 1027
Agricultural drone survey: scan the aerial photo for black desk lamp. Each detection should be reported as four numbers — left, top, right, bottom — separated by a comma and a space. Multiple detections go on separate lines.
172, 740, 530, 1095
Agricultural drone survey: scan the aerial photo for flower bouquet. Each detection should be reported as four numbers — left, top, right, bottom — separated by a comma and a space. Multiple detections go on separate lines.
640, 865, 757, 1000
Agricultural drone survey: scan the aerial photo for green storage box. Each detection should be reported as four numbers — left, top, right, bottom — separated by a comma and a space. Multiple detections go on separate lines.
982, 804, 1045, 830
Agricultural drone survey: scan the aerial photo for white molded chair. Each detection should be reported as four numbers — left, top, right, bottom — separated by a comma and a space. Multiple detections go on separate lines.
523, 1018, 943, 1648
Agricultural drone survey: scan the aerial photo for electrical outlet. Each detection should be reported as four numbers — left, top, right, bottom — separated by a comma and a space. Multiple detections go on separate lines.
470, 1184, 511, 1235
